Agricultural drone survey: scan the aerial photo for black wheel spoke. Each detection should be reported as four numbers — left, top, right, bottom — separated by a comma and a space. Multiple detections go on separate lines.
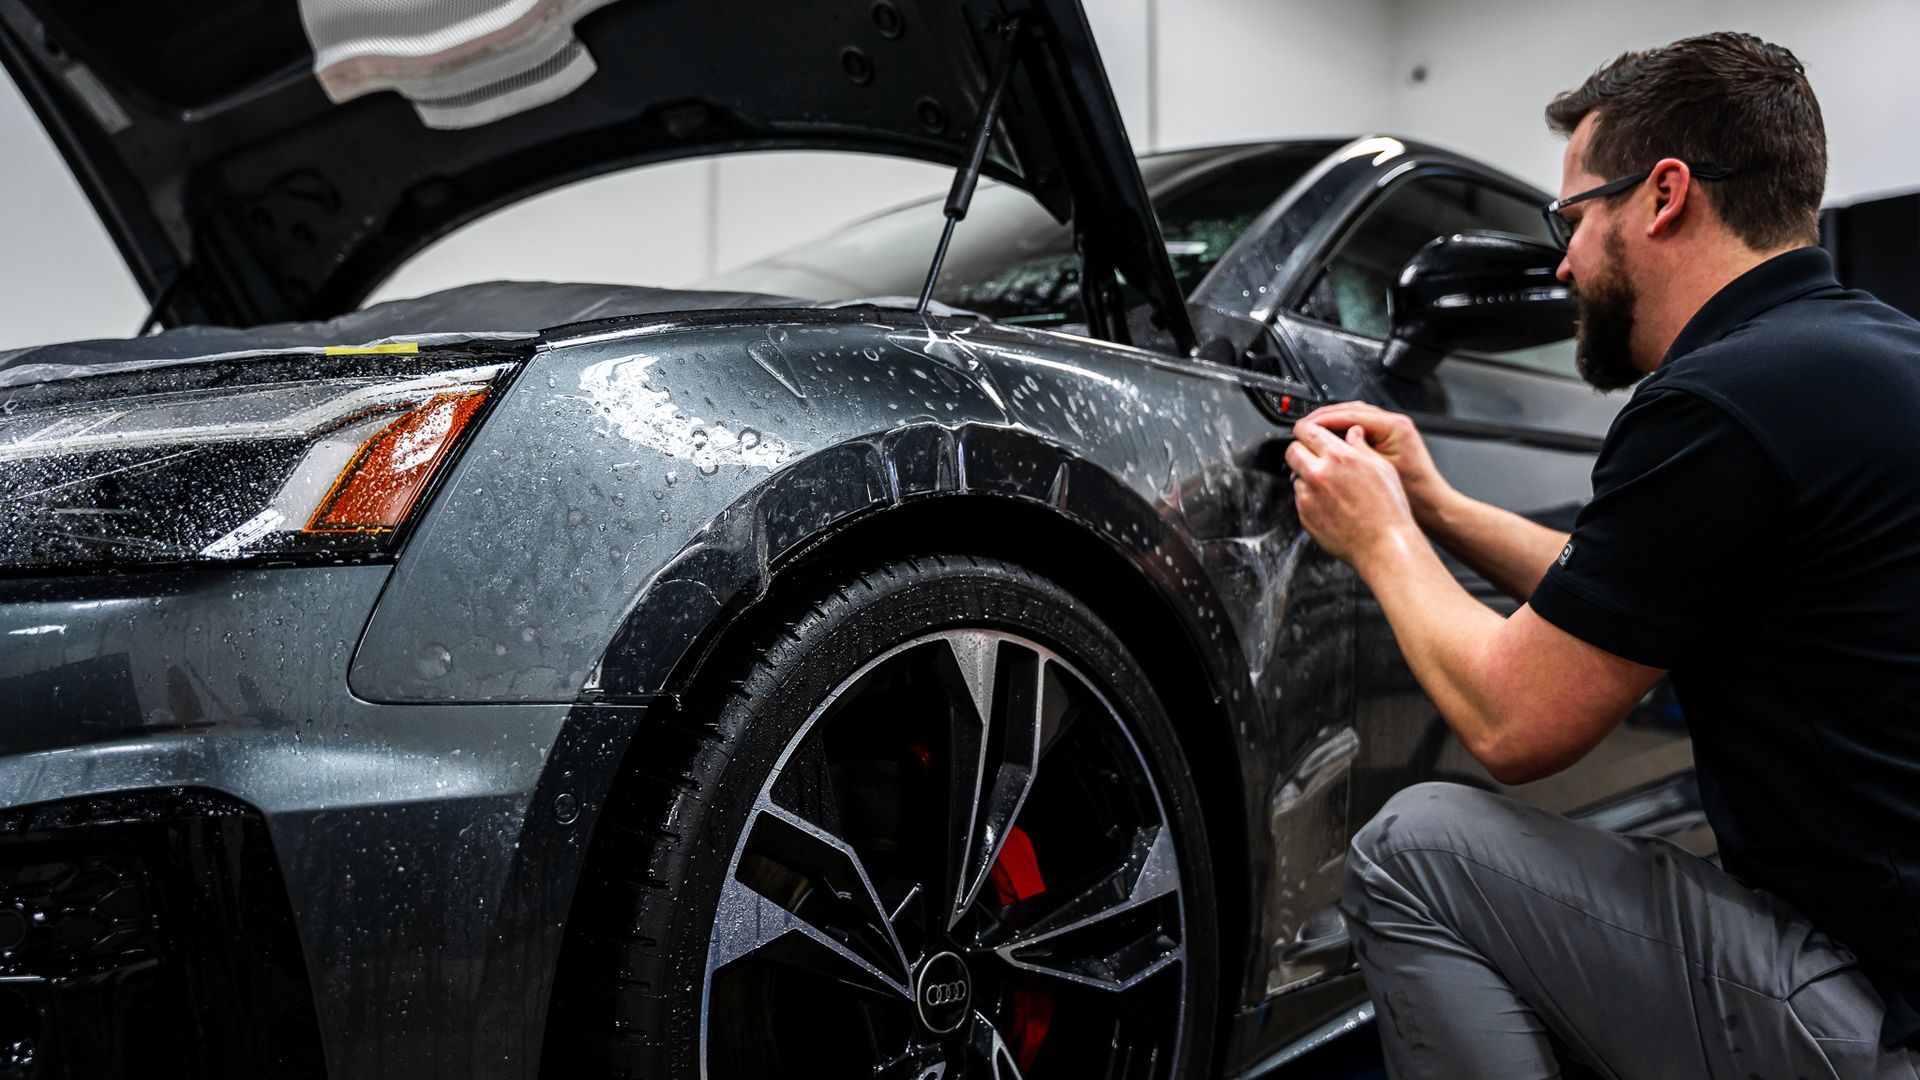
966, 1011, 1026, 1079
874, 1046, 954, 1080
708, 795, 914, 999
938, 631, 1048, 929
990, 826, 1183, 992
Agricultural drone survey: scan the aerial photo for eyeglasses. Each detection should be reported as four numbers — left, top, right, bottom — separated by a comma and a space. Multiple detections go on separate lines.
1540, 165, 1734, 249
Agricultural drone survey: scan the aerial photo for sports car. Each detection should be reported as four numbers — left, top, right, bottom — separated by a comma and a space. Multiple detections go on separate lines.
0, 0, 1702, 1076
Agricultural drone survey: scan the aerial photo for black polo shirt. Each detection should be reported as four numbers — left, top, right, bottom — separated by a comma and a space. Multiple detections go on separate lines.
1530, 247, 1920, 1049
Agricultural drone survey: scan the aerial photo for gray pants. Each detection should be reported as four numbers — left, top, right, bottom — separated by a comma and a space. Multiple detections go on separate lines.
1342, 782, 1920, 1079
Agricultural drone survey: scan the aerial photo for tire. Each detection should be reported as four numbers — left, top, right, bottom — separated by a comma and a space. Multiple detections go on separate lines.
545, 553, 1219, 1079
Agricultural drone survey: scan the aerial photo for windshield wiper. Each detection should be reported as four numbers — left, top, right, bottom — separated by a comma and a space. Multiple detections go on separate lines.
916, 16, 1025, 314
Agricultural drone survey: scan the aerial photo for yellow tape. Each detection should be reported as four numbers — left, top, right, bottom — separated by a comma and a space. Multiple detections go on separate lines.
323, 342, 420, 355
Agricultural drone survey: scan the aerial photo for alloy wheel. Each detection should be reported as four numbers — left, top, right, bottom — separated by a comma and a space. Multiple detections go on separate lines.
701, 629, 1190, 1078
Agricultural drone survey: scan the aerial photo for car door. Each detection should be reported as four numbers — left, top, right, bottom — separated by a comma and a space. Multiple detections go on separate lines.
1275, 167, 1708, 856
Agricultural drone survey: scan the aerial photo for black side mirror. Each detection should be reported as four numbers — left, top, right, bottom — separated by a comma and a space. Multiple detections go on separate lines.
1381, 231, 1577, 381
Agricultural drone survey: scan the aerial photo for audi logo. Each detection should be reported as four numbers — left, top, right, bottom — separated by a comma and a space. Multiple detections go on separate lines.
922, 979, 968, 1007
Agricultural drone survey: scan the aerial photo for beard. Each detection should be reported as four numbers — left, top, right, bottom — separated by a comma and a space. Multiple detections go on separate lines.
1573, 228, 1647, 391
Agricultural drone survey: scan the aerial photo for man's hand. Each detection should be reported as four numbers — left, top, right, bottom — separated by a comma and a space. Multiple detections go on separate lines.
1298, 402, 1453, 524
1299, 401, 1570, 602
1284, 420, 1420, 570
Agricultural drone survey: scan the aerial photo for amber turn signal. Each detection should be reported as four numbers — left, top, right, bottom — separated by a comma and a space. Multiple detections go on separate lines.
305, 389, 488, 534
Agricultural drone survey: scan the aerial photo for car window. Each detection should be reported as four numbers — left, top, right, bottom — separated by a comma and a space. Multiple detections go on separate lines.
1297, 175, 1578, 379
701, 144, 1323, 325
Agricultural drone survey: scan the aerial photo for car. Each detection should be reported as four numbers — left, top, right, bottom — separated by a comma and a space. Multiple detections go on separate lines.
0, 0, 1705, 1077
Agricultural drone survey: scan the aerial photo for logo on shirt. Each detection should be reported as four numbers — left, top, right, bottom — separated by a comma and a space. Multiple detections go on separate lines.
1558, 541, 1575, 567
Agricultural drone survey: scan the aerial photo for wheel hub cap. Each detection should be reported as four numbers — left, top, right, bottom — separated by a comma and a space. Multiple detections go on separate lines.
914, 951, 973, 1034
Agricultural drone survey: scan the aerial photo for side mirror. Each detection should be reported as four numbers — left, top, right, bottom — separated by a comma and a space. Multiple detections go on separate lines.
1381, 231, 1577, 381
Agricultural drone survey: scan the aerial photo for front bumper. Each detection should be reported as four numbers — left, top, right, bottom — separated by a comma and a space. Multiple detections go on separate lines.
0, 787, 322, 1078
0, 566, 628, 1079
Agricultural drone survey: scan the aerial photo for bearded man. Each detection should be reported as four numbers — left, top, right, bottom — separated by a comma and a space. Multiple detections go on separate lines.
1288, 32, 1920, 1078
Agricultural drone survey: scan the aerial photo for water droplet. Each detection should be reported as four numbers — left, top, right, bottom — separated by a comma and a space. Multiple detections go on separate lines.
862, 346, 880, 361
739, 428, 761, 449
416, 644, 452, 679
665, 470, 679, 485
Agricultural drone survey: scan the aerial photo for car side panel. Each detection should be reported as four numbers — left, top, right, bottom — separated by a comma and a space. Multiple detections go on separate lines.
352, 309, 1357, 1051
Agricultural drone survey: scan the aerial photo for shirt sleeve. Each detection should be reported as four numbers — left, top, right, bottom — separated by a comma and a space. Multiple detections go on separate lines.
1527, 387, 1788, 669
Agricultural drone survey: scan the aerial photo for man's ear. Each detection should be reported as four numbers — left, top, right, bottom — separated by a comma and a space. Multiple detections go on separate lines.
1646, 157, 1693, 239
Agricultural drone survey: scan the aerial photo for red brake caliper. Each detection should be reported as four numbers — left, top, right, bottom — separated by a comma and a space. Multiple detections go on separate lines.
990, 827, 1053, 1071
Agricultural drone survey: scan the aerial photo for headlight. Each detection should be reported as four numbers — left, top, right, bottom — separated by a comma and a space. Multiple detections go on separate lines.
0, 350, 519, 573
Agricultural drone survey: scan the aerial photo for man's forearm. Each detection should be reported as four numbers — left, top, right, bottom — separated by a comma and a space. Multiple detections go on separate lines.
1416, 487, 1569, 603
1351, 525, 1511, 758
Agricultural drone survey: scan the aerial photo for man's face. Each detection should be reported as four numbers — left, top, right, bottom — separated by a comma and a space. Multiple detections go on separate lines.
1556, 116, 1649, 391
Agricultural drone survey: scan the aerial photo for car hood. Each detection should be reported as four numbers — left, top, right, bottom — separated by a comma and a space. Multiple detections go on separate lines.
0, 0, 1193, 350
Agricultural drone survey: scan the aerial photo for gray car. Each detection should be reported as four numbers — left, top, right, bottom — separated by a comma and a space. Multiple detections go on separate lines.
0, 0, 1701, 1077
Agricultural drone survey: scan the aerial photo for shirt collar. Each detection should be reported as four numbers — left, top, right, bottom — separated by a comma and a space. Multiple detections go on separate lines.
1664, 246, 1841, 363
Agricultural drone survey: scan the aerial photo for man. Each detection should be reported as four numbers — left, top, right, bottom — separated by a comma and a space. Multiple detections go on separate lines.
1287, 32, 1920, 1078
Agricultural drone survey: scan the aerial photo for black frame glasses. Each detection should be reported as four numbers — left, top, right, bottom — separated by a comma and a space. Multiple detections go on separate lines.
1541, 165, 1734, 249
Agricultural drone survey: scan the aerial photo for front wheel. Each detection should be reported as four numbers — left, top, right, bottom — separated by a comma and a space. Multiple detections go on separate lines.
557, 554, 1218, 1079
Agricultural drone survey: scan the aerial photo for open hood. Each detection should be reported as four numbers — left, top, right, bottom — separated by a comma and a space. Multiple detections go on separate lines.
0, 0, 1194, 351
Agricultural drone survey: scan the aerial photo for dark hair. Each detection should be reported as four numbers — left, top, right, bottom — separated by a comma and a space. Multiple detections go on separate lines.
1546, 32, 1827, 250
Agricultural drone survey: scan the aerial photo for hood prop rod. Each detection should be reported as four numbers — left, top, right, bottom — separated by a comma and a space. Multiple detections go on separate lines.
916, 16, 1024, 314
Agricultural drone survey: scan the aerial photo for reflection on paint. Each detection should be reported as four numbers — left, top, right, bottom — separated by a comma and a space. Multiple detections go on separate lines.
577, 353, 795, 472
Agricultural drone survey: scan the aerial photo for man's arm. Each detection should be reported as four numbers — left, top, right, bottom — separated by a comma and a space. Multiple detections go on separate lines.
1353, 528, 1665, 783
1285, 421, 1666, 783
1300, 402, 1567, 602
1420, 487, 1569, 603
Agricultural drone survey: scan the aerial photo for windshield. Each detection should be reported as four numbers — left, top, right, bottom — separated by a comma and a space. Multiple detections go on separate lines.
698, 143, 1325, 325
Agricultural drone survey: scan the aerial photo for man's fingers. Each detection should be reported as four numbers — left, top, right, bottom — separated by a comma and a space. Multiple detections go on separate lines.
1300, 401, 1385, 430
1347, 424, 1369, 447
1301, 402, 1413, 451
1292, 420, 1343, 451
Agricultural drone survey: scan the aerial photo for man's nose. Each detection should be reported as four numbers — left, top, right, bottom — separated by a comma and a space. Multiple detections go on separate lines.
1555, 256, 1574, 285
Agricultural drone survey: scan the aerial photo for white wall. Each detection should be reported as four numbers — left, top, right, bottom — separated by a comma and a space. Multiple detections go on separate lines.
1152, 0, 1395, 149
0, 70, 147, 347
371, 153, 956, 306
1388, 0, 1920, 204
5, 0, 1919, 348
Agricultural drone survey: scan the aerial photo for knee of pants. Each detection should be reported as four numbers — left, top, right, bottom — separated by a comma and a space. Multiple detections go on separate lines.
1348, 781, 1501, 870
